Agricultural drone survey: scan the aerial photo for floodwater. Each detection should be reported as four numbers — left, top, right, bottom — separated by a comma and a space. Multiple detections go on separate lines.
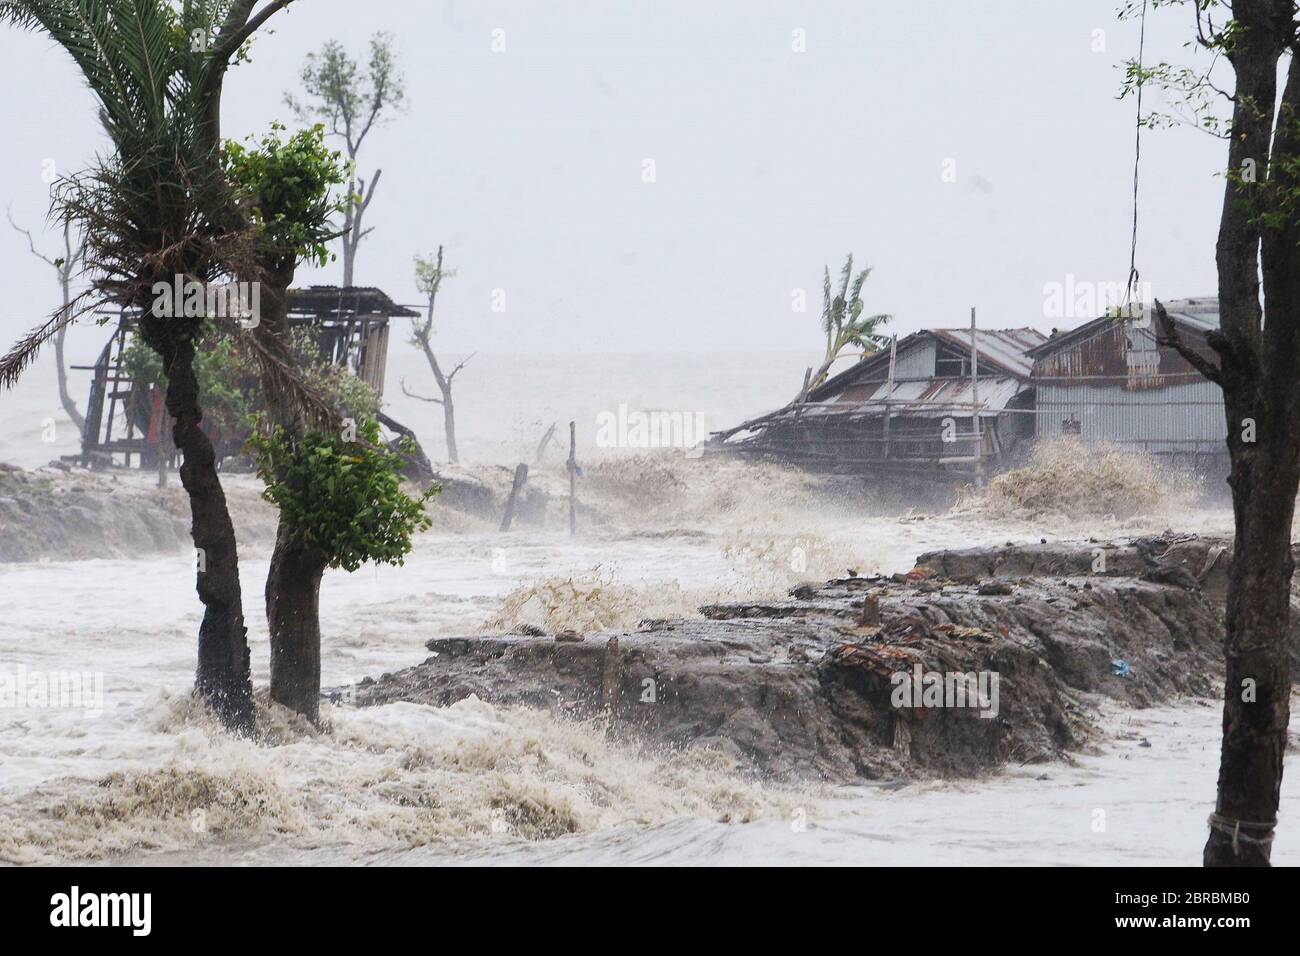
1, 350, 1295, 866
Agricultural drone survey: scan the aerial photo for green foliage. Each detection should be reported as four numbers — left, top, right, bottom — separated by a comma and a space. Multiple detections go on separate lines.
249, 416, 435, 572
288, 326, 381, 420
284, 33, 406, 153
1116, 1, 1237, 138
121, 329, 260, 436
222, 123, 348, 268
123, 324, 381, 440
410, 247, 456, 343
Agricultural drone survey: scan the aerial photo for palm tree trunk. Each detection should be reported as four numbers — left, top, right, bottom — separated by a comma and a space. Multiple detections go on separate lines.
159, 336, 254, 734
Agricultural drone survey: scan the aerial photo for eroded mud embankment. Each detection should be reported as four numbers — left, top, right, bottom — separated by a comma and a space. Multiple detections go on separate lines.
355, 535, 1287, 783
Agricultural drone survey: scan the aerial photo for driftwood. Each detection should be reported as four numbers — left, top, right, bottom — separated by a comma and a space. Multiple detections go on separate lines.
499, 463, 529, 532
377, 410, 435, 483
533, 422, 557, 464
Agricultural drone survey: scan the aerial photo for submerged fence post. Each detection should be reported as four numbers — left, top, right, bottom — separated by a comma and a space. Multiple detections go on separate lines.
568, 420, 577, 536
883, 335, 897, 462
971, 306, 984, 488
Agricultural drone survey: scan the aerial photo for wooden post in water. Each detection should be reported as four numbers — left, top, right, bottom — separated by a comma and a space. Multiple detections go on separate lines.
883, 335, 897, 462
970, 306, 983, 488
567, 420, 577, 536
499, 463, 529, 532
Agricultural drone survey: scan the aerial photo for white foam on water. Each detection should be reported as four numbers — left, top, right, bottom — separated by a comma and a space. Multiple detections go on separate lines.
1, 352, 1286, 865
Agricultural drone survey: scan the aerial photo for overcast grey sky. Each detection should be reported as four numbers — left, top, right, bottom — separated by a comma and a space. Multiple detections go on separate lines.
0, 0, 1227, 357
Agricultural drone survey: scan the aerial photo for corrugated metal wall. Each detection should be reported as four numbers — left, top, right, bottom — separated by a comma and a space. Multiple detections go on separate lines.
892, 339, 935, 379
1036, 380, 1225, 453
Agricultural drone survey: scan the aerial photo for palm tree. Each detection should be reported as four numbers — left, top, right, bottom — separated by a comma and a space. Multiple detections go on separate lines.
802, 254, 891, 398
0, 0, 303, 734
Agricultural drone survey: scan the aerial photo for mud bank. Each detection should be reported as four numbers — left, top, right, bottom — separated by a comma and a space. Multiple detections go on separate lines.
354, 534, 1241, 783
0, 467, 278, 563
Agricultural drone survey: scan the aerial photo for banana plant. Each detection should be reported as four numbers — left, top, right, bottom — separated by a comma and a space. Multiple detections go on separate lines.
802, 254, 891, 399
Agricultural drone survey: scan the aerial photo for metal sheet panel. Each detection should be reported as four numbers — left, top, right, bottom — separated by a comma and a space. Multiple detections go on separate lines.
893, 338, 936, 380
931, 328, 1046, 378
1035, 380, 1225, 453
807, 376, 1028, 419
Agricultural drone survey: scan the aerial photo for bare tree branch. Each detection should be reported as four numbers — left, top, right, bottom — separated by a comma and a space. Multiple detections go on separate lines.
446, 352, 475, 383
400, 377, 442, 404
1154, 299, 1225, 385
6, 205, 57, 266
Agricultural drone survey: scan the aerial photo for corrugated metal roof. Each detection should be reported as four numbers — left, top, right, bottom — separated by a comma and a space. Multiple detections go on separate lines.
286, 286, 421, 319
809, 327, 1045, 402
799, 376, 1028, 419
1030, 297, 1219, 359
929, 327, 1046, 378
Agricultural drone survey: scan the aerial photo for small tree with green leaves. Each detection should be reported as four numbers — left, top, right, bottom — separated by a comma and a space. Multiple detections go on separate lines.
226, 121, 432, 722
802, 254, 891, 399
404, 246, 471, 463
249, 418, 434, 722
285, 33, 405, 287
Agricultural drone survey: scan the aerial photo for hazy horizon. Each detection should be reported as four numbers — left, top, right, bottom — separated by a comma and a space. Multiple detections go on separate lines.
1, 0, 1224, 365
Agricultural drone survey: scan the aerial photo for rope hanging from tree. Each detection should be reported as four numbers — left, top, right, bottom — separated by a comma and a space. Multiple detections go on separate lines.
1124, 0, 1149, 314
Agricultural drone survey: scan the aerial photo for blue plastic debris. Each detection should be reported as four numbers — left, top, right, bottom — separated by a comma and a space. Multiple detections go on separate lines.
1111, 659, 1132, 678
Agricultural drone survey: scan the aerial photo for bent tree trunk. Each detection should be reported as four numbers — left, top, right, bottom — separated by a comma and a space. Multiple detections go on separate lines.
265, 519, 327, 723
156, 335, 255, 734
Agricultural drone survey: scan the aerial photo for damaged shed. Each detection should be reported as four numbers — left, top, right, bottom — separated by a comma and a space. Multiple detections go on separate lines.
719, 327, 1046, 480
1029, 297, 1228, 475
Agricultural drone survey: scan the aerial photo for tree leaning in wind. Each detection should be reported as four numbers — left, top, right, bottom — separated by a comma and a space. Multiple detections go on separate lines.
801, 254, 890, 399
1123, 0, 1300, 866
0, 0, 304, 735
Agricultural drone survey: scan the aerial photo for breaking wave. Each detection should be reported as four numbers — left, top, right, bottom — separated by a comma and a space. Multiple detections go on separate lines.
580, 453, 863, 533
0, 692, 812, 864
963, 437, 1206, 521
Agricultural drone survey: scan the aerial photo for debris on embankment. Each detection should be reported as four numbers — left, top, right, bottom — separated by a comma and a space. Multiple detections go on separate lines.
355, 534, 1242, 783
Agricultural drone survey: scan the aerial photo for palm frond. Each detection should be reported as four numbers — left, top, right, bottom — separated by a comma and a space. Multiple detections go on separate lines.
238, 319, 342, 434
820, 265, 833, 336
837, 254, 853, 306
0, 290, 100, 389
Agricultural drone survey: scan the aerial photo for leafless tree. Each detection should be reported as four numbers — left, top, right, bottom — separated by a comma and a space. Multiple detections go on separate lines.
405, 246, 471, 463
7, 207, 85, 432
